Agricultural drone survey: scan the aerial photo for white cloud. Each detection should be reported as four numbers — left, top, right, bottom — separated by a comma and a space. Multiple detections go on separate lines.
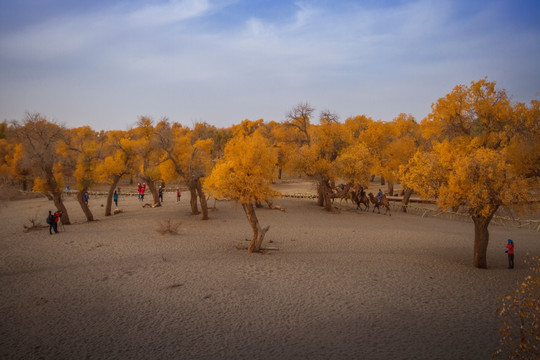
126, 0, 212, 27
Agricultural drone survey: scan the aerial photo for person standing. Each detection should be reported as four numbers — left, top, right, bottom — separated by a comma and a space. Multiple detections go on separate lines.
505, 239, 514, 269
53, 210, 62, 233
158, 185, 164, 202
113, 190, 119, 207
47, 210, 55, 235
177, 188, 181, 202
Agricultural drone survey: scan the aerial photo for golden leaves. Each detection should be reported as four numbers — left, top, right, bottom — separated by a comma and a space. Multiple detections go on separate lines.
203, 132, 277, 204
402, 79, 539, 220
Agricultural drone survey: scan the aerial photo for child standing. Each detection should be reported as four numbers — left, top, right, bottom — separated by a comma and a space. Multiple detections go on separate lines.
505, 239, 514, 269
177, 188, 181, 202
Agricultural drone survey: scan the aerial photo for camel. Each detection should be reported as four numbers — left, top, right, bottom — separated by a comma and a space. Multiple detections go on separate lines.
331, 183, 353, 204
368, 192, 391, 215
355, 191, 370, 211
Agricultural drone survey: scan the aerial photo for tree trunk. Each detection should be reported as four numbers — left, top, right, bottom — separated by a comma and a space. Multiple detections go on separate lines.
316, 182, 324, 207
76, 188, 94, 222
52, 191, 70, 225
380, 176, 385, 186
401, 187, 413, 213
387, 181, 394, 197
323, 187, 332, 211
189, 181, 199, 215
105, 176, 121, 216
278, 167, 282, 180
242, 202, 269, 253
195, 179, 208, 220
472, 208, 497, 269
145, 179, 161, 207
319, 179, 333, 211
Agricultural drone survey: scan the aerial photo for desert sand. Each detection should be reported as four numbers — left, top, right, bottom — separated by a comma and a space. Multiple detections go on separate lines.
0, 179, 538, 359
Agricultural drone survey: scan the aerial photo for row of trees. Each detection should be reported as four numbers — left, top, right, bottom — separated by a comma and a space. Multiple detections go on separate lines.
1, 79, 539, 266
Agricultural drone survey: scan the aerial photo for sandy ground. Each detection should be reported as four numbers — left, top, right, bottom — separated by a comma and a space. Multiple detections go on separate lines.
0, 180, 538, 360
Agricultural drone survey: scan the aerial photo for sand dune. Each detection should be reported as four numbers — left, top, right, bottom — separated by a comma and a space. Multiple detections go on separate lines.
0, 180, 538, 359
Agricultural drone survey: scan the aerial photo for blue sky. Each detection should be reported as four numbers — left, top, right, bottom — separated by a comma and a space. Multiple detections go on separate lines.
1, 0, 539, 130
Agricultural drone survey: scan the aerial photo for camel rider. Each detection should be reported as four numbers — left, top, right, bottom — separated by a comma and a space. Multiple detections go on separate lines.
377, 189, 383, 205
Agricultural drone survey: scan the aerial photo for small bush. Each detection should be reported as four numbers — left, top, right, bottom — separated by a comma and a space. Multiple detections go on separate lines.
493, 254, 539, 359
156, 218, 180, 235
23, 213, 47, 232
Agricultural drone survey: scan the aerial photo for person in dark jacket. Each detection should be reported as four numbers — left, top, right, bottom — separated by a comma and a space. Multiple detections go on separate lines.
47, 211, 55, 235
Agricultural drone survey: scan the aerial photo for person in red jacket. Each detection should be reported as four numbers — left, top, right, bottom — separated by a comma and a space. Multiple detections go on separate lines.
53, 210, 62, 233
505, 239, 514, 269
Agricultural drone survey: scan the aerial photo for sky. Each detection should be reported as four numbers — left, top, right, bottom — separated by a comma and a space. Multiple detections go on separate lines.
0, 0, 539, 130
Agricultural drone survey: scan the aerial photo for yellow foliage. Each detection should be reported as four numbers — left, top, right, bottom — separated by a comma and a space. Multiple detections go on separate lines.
336, 143, 373, 186
403, 79, 539, 222
203, 132, 277, 204
231, 119, 265, 136
159, 159, 179, 184
343, 115, 373, 142
96, 150, 129, 183
439, 147, 530, 217
290, 122, 348, 182
52, 163, 65, 191
424, 78, 513, 149
32, 177, 48, 193
400, 150, 446, 200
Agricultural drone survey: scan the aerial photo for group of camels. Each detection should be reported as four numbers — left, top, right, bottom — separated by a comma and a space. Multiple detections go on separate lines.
331, 184, 391, 215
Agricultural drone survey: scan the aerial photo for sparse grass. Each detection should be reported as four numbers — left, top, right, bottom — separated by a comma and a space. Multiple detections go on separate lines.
156, 218, 180, 235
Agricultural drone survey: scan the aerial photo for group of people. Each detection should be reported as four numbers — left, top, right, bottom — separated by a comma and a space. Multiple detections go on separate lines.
158, 185, 182, 203
46, 210, 62, 234
137, 183, 146, 201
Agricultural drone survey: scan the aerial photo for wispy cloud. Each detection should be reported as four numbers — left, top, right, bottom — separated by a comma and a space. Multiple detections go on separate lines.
126, 0, 213, 27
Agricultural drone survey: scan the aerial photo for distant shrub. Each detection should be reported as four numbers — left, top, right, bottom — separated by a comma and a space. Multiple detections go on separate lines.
156, 218, 180, 235
23, 213, 47, 232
